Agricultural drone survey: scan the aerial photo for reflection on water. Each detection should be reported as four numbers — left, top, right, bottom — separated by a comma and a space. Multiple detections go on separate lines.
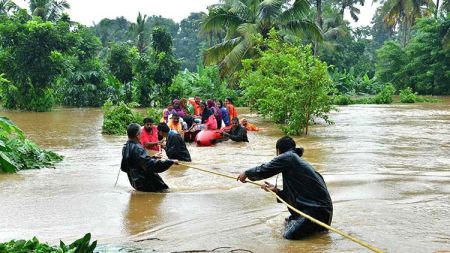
1, 99, 450, 252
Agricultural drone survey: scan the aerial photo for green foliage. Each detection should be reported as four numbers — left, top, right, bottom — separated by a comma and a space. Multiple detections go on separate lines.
399, 87, 418, 103
0, 233, 96, 253
0, 117, 62, 173
239, 30, 333, 135
107, 43, 138, 103
146, 107, 163, 122
399, 87, 441, 103
174, 12, 205, 71
102, 100, 144, 135
0, 16, 74, 111
168, 65, 237, 102
202, 0, 321, 77
376, 17, 450, 95
56, 26, 110, 107
333, 94, 353, 105
330, 68, 380, 95
372, 83, 395, 104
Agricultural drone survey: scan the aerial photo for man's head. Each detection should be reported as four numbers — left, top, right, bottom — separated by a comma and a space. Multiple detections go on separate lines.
241, 118, 248, 126
157, 122, 170, 138
127, 123, 141, 141
194, 96, 201, 105
143, 118, 154, 132
171, 113, 180, 124
231, 117, 240, 129
275, 136, 303, 157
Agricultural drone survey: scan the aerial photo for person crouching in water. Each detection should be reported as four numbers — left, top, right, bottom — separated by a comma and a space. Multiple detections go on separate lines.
121, 123, 178, 192
157, 122, 192, 162
237, 136, 332, 239
222, 117, 248, 142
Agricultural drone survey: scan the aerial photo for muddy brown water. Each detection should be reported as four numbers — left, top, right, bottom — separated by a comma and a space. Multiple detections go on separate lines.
1, 99, 449, 252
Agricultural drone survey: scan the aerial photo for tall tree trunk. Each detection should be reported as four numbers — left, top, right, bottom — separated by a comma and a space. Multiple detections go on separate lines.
435, 0, 440, 17
314, 0, 323, 55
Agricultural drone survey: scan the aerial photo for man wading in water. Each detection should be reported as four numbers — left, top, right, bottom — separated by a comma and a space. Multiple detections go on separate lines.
121, 123, 178, 192
237, 136, 333, 239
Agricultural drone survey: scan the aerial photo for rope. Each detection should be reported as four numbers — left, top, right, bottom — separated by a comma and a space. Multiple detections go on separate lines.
178, 162, 384, 253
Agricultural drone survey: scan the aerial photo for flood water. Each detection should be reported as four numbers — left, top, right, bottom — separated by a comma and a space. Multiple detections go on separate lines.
1, 99, 449, 253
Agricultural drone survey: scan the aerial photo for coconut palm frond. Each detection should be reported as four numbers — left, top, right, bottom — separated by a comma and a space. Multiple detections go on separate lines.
201, 8, 244, 33
236, 22, 259, 38
258, 0, 285, 21
204, 37, 243, 65
349, 6, 361, 21
278, 0, 310, 24
284, 19, 323, 41
220, 37, 253, 77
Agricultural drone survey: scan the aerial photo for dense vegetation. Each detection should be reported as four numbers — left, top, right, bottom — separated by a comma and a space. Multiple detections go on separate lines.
0, 0, 448, 134
0, 116, 62, 173
0, 233, 96, 253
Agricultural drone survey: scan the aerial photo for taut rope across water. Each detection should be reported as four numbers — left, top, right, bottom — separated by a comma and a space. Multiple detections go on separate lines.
178, 162, 384, 253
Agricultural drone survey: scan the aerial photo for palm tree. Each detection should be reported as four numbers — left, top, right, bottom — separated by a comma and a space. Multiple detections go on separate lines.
201, 0, 321, 77
335, 0, 365, 22
379, 0, 435, 45
29, 0, 70, 21
130, 12, 148, 54
0, 0, 18, 16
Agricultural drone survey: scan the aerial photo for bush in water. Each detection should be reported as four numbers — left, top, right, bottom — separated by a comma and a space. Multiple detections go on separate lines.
101, 100, 144, 135
0, 233, 97, 253
0, 117, 62, 173
399, 87, 418, 103
239, 29, 333, 135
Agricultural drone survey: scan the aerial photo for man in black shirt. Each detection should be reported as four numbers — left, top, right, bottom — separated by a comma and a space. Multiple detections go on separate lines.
157, 123, 192, 162
237, 136, 332, 239
121, 123, 178, 192
222, 117, 248, 142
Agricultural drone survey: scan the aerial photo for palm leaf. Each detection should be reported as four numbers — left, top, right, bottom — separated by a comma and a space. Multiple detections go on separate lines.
220, 38, 253, 77
203, 37, 243, 65
278, 0, 311, 24
258, 0, 286, 21
201, 7, 244, 33
283, 19, 323, 41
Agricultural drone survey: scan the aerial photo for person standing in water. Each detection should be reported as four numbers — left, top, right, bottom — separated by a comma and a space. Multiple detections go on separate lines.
157, 122, 192, 162
121, 123, 178, 192
237, 136, 333, 239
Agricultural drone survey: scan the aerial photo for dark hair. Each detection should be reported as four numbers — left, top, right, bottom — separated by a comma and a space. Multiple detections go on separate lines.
143, 117, 154, 124
171, 113, 179, 118
218, 100, 224, 108
276, 136, 304, 157
225, 97, 233, 104
127, 123, 141, 138
157, 122, 170, 133
232, 117, 239, 123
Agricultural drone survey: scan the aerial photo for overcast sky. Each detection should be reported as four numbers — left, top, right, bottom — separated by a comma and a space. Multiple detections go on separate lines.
13, 0, 379, 27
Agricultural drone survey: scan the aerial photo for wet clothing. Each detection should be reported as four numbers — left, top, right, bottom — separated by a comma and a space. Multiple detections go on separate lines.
227, 125, 248, 142
243, 123, 259, 131
140, 126, 160, 151
121, 140, 174, 192
220, 107, 230, 126
166, 130, 191, 162
226, 104, 238, 121
245, 150, 333, 239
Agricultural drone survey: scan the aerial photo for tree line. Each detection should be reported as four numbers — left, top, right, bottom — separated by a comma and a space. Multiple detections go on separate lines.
0, 0, 449, 134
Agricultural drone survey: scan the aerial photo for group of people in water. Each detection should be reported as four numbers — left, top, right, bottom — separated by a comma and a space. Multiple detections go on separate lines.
120, 96, 333, 241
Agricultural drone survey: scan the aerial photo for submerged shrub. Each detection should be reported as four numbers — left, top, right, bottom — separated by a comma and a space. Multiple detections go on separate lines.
0, 117, 62, 173
333, 95, 354, 105
399, 87, 417, 103
102, 100, 144, 135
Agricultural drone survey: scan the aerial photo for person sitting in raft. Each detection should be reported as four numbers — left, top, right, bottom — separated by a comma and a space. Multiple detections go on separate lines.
225, 97, 238, 122
157, 122, 192, 162
237, 136, 333, 240
121, 123, 178, 192
167, 113, 185, 134
222, 117, 248, 142
241, 118, 259, 131
217, 100, 230, 127
162, 103, 176, 123
198, 102, 217, 130
140, 118, 161, 154
207, 99, 223, 129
